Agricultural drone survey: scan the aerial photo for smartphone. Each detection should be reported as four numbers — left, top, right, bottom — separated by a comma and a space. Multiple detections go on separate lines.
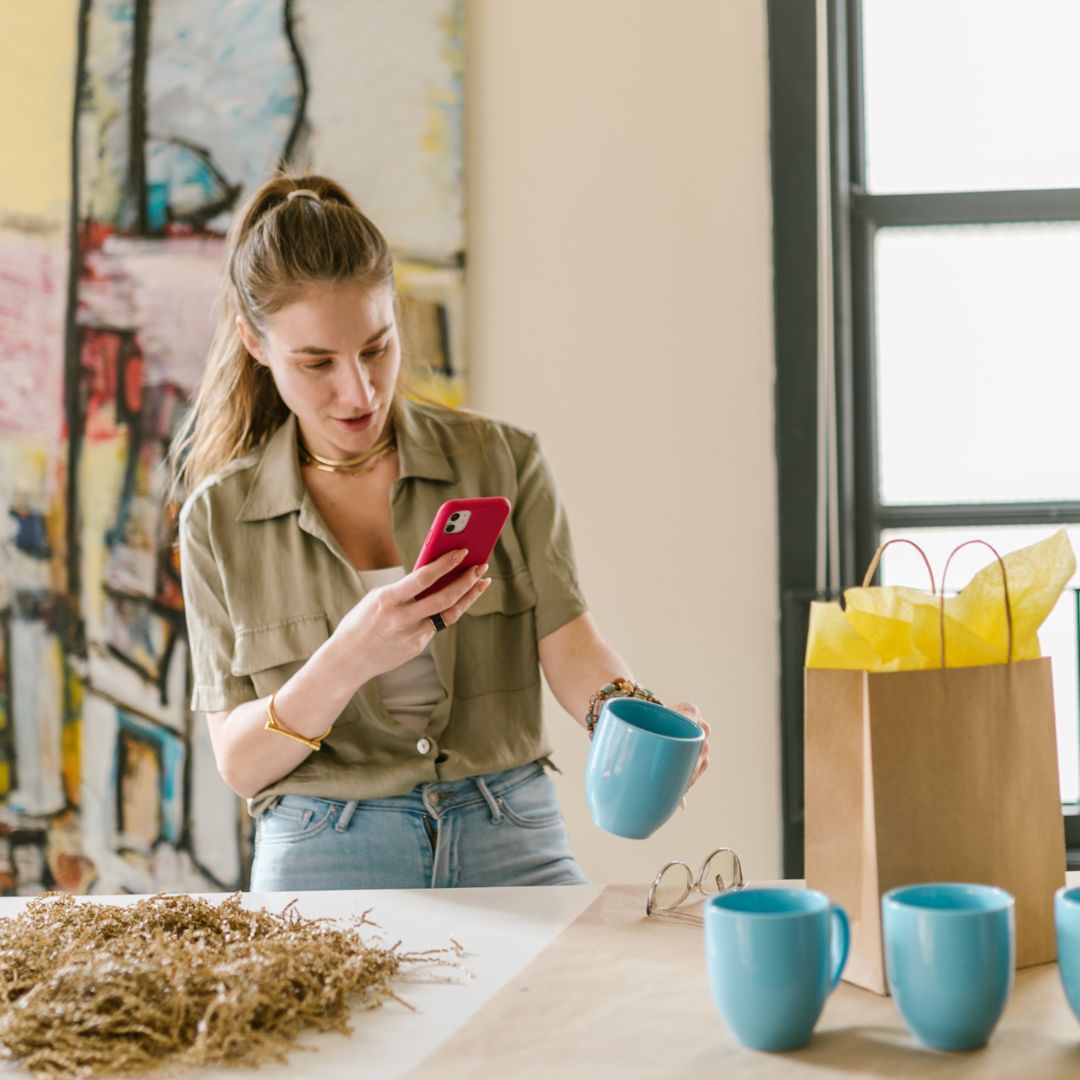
413, 497, 512, 601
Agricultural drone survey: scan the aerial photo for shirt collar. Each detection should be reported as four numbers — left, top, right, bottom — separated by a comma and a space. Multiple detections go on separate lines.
236, 413, 306, 522
394, 397, 456, 483
236, 400, 454, 523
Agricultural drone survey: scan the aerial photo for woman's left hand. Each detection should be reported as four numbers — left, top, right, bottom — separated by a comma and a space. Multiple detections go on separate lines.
672, 701, 710, 807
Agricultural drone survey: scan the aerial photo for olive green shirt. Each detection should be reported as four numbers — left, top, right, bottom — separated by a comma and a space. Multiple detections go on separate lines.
178, 401, 587, 815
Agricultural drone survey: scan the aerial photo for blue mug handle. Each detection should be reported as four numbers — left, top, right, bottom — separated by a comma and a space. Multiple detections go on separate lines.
828, 904, 850, 991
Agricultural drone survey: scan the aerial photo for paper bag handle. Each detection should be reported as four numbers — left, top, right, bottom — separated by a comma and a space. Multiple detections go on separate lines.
939, 539, 1014, 667
861, 539, 937, 593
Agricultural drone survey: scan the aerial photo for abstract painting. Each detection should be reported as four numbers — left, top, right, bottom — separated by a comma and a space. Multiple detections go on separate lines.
0, 0, 465, 894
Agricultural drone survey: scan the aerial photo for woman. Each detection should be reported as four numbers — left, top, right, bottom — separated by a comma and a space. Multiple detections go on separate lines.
174, 174, 710, 891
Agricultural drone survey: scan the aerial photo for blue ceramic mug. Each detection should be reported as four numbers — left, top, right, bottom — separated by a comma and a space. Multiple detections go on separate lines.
1055, 885, 1080, 1024
883, 883, 1014, 1052
584, 697, 703, 839
705, 887, 850, 1052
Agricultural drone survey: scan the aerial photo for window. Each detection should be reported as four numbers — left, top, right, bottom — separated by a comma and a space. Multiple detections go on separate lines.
770, 0, 1080, 876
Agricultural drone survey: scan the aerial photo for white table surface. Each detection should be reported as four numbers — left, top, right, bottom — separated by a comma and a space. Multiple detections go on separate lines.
0, 884, 604, 1079
5, 877, 1079, 1079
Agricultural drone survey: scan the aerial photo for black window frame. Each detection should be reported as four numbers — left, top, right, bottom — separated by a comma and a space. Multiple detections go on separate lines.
769, 0, 1080, 877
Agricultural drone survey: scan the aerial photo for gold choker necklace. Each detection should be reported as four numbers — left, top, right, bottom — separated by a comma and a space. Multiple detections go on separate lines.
298, 433, 396, 476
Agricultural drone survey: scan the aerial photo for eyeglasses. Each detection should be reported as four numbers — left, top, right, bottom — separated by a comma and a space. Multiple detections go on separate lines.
646, 847, 744, 925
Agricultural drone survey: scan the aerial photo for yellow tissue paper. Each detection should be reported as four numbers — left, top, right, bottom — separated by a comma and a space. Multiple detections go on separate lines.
805, 529, 1076, 671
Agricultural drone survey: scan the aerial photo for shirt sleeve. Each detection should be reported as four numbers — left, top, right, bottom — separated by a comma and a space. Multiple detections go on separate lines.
513, 432, 589, 640
178, 495, 259, 713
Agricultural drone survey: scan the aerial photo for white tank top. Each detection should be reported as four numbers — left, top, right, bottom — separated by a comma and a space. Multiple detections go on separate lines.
356, 566, 442, 733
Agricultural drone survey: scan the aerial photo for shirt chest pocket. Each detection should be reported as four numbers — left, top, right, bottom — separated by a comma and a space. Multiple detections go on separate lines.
455, 569, 540, 699
230, 613, 332, 698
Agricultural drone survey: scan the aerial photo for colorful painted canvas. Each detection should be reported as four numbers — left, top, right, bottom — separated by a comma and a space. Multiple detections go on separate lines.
0, 0, 465, 894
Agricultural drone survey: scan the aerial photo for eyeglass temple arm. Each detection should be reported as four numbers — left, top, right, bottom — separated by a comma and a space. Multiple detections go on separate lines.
698, 847, 745, 890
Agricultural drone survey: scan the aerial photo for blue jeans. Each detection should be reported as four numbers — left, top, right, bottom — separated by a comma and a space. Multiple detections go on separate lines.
249, 761, 587, 891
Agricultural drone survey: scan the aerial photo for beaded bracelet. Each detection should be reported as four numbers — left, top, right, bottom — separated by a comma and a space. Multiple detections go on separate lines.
585, 677, 663, 738
264, 694, 333, 752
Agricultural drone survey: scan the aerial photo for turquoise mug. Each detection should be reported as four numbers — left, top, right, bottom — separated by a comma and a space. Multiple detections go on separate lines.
1055, 885, 1080, 1024
705, 887, 849, 1052
584, 697, 703, 839
883, 883, 1014, 1052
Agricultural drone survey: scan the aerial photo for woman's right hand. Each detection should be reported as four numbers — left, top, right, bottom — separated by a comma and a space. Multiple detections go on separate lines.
333, 549, 490, 677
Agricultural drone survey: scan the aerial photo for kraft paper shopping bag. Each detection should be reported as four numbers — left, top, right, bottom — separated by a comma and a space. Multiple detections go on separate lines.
805, 537, 1068, 993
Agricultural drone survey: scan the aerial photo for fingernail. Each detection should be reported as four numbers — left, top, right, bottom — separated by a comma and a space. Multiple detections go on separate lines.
480, 578, 491, 589
454, 549, 467, 562
480, 562, 489, 575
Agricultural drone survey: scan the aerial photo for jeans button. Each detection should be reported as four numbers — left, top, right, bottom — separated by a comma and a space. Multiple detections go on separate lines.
417, 737, 432, 755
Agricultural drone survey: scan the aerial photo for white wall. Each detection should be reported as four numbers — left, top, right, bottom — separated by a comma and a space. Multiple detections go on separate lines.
465, 0, 780, 882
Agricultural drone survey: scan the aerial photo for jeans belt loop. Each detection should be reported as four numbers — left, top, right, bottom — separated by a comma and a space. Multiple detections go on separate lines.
473, 775, 503, 824
335, 800, 358, 833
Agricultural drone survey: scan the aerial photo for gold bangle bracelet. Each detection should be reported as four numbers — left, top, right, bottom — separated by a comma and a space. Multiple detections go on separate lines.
264, 694, 333, 752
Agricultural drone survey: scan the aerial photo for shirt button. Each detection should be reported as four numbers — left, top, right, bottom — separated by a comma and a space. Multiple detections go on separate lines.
417, 738, 432, 755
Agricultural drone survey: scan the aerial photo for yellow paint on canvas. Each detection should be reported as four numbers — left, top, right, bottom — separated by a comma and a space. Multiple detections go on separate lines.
78, 434, 128, 637
405, 371, 466, 410
47, 454, 69, 595
0, 668, 7, 797
394, 257, 465, 404
0, 438, 67, 607
0, 2, 79, 222
10, 440, 51, 494
62, 669, 82, 807
422, 9, 464, 174
61, 720, 80, 806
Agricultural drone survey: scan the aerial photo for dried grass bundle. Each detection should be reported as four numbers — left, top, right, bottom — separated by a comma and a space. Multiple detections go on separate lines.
0, 892, 459, 1079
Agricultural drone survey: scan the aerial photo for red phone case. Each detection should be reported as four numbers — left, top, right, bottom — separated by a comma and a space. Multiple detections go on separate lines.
414, 497, 512, 601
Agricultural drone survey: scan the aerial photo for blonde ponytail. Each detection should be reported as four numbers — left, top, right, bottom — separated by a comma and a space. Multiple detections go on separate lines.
170, 175, 394, 495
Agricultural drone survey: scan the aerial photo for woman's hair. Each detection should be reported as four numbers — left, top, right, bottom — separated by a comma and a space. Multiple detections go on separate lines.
169, 174, 395, 495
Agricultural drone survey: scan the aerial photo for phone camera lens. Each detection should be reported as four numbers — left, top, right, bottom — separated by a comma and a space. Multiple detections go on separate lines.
450, 513, 461, 520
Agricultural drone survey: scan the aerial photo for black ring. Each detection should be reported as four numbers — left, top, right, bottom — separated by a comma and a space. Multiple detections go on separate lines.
430, 612, 447, 632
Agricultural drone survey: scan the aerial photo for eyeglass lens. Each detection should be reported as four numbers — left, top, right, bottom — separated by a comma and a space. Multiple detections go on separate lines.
700, 849, 743, 895
652, 862, 694, 911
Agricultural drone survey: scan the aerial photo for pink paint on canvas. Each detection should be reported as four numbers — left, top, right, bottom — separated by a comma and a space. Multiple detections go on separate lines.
80, 235, 224, 390
0, 231, 68, 439
80, 328, 122, 441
